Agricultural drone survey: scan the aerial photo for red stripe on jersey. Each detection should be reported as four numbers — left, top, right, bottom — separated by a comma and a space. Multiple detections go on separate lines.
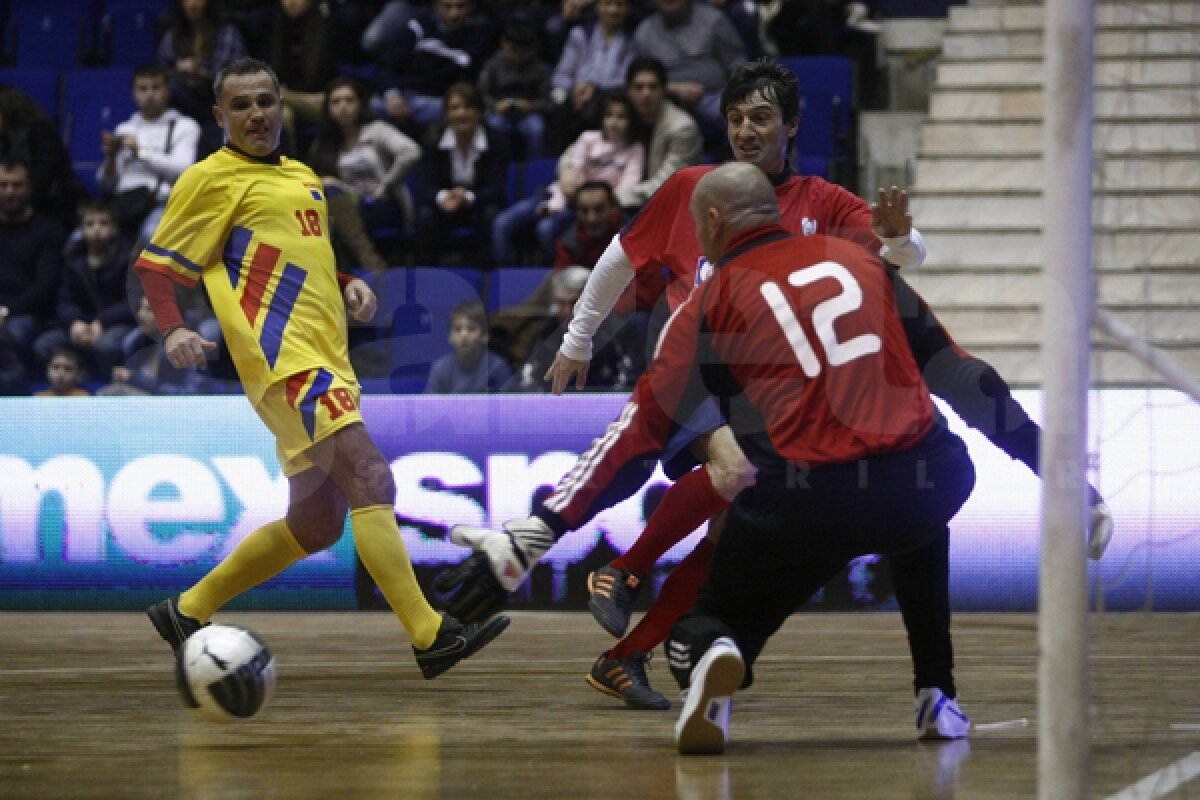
285, 371, 310, 409
240, 242, 282, 327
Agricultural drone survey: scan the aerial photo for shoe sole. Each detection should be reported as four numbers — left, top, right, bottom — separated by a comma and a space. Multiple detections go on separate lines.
676, 645, 744, 755
586, 571, 630, 639
420, 615, 511, 680
584, 671, 671, 711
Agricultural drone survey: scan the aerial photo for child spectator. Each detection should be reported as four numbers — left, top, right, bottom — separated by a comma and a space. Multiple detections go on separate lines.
425, 299, 511, 393
34, 346, 90, 397
492, 94, 643, 265
478, 21, 552, 160
33, 200, 136, 380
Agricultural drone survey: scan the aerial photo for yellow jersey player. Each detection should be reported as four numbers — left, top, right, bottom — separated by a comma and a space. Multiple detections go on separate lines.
137, 58, 508, 680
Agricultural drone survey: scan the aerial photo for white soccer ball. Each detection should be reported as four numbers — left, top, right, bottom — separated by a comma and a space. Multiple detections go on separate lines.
175, 624, 276, 721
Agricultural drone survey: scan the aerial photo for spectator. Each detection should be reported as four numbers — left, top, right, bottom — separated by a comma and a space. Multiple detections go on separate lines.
372, 0, 495, 136
307, 76, 421, 272
360, 0, 422, 60
99, 296, 214, 396
415, 82, 510, 266
253, 0, 359, 149
0, 87, 81, 230
425, 299, 512, 393
492, 93, 643, 265
158, 0, 248, 122
504, 265, 637, 391
0, 158, 66, 374
98, 64, 202, 242
632, 0, 744, 142
618, 56, 702, 210
711, 0, 761, 58
32, 200, 135, 380
554, 179, 663, 315
541, 0, 598, 66
547, 0, 636, 154
33, 346, 91, 397
478, 21, 552, 160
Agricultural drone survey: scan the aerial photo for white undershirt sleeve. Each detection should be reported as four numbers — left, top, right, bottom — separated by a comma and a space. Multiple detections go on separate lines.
559, 233, 636, 361
876, 226, 927, 269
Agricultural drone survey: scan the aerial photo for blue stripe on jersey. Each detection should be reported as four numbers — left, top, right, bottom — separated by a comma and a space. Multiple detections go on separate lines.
222, 226, 253, 289
145, 243, 203, 275
259, 262, 307, 368
309, 189, 323, 201
298, 368, 333, 440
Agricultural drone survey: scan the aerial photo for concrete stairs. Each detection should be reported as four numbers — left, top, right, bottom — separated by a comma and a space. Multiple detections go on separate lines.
903, 0, 1200, 387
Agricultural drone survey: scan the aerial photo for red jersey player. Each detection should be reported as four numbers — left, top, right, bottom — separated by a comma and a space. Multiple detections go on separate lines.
437, 61, 1113, 720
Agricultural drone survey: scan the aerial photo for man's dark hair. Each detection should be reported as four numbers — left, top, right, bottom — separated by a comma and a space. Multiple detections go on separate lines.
572, 180, 616, 209
0, 156, 30, 174
625, 56, 666, 88
132, 63, 169, 84
720, 58, 800, 124
212, 57, 281, 99
78, 197, 115, 220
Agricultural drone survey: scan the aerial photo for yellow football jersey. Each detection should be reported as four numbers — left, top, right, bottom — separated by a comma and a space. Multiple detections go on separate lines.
136, 147, 354, 403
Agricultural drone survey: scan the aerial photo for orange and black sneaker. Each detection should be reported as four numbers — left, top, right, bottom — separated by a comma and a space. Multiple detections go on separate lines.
587, 564, 642, 638
586, 650, 670, 711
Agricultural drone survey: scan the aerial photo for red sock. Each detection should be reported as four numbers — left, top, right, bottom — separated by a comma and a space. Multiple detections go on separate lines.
611, 537, 716, 659
613, 467, 729, 577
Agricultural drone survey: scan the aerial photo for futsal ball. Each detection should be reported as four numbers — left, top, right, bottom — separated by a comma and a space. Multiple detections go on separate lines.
175, 624, 276, 721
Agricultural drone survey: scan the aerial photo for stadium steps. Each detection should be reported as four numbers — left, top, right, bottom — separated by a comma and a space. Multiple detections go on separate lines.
904, 0, 1200, 387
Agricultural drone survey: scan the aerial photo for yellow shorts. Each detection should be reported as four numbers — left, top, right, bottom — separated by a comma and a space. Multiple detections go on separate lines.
255, 368, 363, 477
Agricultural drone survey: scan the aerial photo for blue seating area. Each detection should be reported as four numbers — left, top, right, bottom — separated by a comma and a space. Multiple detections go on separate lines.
778, 56, 857, 187
0, 0, 939, 395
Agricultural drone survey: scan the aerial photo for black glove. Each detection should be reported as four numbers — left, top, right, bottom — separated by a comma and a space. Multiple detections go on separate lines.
433, 552, 510, 623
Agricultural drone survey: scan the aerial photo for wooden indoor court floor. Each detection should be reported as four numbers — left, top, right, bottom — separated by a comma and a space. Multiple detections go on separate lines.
1, 611, 1198, 799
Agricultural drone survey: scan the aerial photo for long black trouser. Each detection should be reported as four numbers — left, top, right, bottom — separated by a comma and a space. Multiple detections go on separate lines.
668, 424, 975, 695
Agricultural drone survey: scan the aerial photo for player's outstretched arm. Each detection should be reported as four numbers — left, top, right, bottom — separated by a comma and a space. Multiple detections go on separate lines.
551, 234, 637, 394
891, 268, 1114, 559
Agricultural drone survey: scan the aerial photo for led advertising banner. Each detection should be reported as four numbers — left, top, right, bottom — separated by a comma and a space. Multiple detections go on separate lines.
0, 391, 1195, 610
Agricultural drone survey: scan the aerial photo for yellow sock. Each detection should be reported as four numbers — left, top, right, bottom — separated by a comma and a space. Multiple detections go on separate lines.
178, 519, 307, 623
352, 505, 443, 649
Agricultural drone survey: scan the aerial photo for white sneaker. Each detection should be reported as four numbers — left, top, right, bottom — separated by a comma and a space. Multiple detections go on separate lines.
1088, 501, 1114, 560
915, 688, 971, 740
675, 638, 744, 755
449, 517, 555, 591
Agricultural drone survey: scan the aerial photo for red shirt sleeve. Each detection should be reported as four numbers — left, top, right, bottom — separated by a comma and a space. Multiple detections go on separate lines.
134, 262, 186, 334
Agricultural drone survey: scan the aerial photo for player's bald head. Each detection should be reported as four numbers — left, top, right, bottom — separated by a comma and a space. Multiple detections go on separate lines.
690, 163, 780, 265
693, 162, 779, 229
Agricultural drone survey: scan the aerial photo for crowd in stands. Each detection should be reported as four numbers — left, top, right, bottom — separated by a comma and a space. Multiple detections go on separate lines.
0, 0, 887, 396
